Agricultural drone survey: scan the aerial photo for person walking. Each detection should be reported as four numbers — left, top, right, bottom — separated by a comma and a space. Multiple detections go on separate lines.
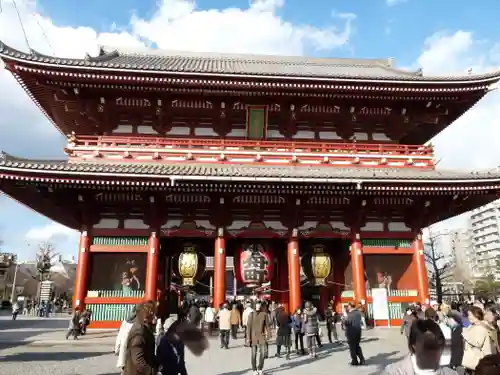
218, 303, 231, 349
123, 301, 158, 375
242, 301, 254, 342
204, 304, 216, 336
66, 308, 81, 340
344, 302, 366, 366
246, 302, 270, 375
115, 307, 136, 373
292, 308, 305, 355
302, 301, 320, 358
230, 303, 241, 339
401, 307, 417, 340
11, 302, 20, 320
275, 306, 292, 359
325, 303, 339, 344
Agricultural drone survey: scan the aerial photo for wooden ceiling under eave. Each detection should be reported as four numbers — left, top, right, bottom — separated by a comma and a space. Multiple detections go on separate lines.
6, 61, 492, 143
0, 179, 82, 229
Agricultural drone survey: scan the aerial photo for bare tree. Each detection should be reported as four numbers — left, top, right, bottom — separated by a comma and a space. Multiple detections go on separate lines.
35, 241, 59, 282
424, 229, 453, 303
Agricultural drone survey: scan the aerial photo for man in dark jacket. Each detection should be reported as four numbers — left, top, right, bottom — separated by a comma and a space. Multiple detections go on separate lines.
188, 302, 201, 326
157, 318, 188, 375
344, 302, 366, 366
325, 304, 339, 344
246, 302, 270, 375
123, 301, 158, 375
275, 307, 292, 359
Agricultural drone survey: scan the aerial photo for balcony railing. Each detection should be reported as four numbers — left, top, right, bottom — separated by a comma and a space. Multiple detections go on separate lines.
72, 135, 434, 157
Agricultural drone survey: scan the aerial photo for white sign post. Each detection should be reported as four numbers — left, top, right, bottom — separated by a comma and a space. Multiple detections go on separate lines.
371, 288, 390, 327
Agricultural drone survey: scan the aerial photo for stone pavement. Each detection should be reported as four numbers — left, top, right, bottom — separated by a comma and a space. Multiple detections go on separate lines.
0, 328, 407, 375
0, 328, 117, 345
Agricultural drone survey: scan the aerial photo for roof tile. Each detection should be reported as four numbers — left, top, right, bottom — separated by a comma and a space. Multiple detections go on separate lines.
2, 42, 500, 82
0, 151, 499, 182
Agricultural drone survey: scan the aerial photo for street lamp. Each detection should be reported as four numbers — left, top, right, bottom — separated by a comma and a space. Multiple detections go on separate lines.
10, 262, 19, 303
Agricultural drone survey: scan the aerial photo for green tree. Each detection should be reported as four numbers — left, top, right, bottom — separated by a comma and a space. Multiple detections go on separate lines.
474, 260, 500, 298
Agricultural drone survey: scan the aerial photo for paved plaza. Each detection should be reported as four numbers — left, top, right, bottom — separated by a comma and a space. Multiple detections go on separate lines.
0, 316, 407, 375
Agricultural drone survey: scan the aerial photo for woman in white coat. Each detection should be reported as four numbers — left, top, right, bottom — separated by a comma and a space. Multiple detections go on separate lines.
114, 308, 136, 372
204, 305, 216, 336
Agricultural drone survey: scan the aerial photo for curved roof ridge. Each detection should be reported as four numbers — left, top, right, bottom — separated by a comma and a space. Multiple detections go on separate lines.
0, 151, 66, 164
2, 40, 500, 83
376, 62, 423, 77
98, 44, 395, 67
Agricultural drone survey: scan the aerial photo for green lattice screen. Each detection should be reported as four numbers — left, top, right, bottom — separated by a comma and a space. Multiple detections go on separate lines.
362, 239, 412, 248
246, 106, 267, 140
92, 236, 148, 246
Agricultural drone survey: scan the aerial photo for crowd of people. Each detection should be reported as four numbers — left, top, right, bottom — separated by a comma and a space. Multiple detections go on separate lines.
394, 300, 500, 375
109, 298, 367, 375
64, 296, 500, 375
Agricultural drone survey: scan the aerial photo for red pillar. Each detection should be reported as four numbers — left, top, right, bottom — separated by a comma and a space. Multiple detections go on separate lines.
333, 257, 345, 313
145, 231, 160, 301
350, 231, 366, 304
279, 255, 290, 312
414, 232, 430, 305
271, 257, 280, 303
287, 234, 301, 311
213, 233, 226, 309
74, 229, 91, 310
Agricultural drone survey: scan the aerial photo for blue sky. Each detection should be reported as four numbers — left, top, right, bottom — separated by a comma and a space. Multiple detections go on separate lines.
0, 0, 499, 261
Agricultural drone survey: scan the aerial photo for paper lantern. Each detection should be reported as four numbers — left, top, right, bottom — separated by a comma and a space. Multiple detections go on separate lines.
301, 244, 332, 286
172, 243, 206, 286
234, 242, 274, 288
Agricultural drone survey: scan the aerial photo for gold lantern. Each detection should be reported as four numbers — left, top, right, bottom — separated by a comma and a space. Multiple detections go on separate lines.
177, 244, 199, 286
310, 244, 332, 286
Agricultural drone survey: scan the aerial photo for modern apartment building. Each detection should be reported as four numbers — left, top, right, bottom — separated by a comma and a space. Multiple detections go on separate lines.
469, 200, 500, 279
450, 229, 476, 281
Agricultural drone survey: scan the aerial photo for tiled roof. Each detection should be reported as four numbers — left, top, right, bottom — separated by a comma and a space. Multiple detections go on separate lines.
1, 41, 500, 83
1, 151, 500, 183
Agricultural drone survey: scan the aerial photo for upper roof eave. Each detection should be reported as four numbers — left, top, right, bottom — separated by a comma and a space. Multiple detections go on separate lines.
1, 151, 500, 186
2, 41, 500, 86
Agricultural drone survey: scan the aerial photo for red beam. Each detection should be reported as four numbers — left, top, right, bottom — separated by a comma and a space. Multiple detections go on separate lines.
84, 297, 142, 304
74, 135, 434, 156
89, 245, 148, 253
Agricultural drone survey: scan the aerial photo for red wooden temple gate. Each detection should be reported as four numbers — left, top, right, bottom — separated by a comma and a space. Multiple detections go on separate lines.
1, 43, 500, 327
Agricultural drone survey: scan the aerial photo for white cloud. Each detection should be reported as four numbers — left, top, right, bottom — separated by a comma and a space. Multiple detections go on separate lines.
0, 0, 354, 254
386, 0, 407, 6
414, 31, 500, 170
25, 223, 78, 243
0, 0, 353, 158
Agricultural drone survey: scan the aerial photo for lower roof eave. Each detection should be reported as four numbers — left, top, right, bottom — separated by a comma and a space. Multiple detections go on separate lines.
2, 170, 500, 193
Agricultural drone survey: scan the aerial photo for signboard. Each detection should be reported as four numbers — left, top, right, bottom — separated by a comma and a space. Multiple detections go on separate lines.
371, 288, 390, 321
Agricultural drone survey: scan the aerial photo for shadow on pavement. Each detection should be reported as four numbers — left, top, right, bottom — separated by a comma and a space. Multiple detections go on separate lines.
218, 370, 253, 375
0, 351, 109, 362
266, 344, 348, 373
0, 318, 68, 331
366, 350, 405, 375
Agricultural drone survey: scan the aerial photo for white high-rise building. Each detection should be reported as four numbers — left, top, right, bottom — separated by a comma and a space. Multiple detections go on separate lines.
469, 200, 500, 279
450, 229, 475, 281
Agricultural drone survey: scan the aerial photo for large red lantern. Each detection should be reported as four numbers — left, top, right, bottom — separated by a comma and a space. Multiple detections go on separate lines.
234, 242, 274, 288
